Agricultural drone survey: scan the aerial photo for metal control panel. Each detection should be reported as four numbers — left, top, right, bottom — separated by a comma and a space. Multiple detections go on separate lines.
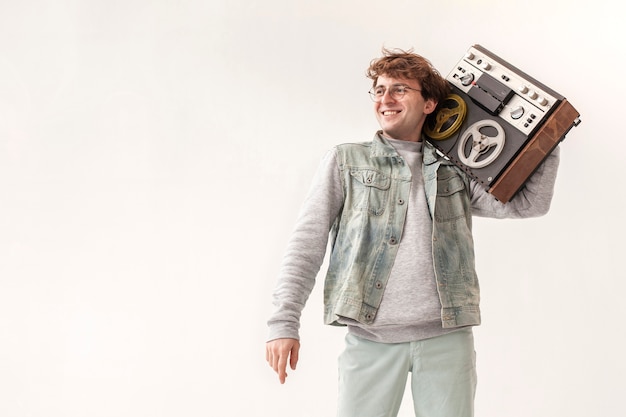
447, 45, 564, 137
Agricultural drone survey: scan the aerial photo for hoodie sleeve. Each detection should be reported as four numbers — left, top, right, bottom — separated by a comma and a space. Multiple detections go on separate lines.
267, 149, 344, 341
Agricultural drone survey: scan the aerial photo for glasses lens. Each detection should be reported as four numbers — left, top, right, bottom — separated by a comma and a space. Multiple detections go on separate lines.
369, 86, 411, 102
391, 86, 405, 99
369, 87, 385, 102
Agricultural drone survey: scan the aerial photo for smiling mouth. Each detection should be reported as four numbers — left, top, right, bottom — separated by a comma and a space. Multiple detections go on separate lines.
382, 110, 400, 116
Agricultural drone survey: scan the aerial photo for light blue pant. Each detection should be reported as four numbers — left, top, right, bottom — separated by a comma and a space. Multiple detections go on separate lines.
337, 328, 476, 417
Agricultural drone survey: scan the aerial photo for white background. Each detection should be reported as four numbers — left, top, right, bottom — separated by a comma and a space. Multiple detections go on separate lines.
1, 1, 624, 416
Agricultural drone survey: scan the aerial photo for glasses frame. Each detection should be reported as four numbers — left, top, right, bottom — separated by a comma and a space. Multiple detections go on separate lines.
368, 84, 422, 102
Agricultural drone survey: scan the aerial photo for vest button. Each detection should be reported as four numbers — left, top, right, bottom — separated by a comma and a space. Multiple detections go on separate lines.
389, 237, 398, 245
375, 281, 383, 289
398, 199, 405, 205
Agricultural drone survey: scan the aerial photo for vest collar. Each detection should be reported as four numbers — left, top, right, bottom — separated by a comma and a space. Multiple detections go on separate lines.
422, 139, 440, 166
370, 132, 400, 158
372, 131, 440, 166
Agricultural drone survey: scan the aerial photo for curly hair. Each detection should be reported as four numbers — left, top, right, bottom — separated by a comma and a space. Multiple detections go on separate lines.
366, 48, 450, 105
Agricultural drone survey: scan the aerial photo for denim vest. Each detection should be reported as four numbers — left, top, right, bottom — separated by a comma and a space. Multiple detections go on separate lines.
323, 134, 479, 329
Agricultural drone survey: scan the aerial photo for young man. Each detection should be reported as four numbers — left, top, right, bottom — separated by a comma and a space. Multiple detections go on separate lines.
266, 49, 559, 417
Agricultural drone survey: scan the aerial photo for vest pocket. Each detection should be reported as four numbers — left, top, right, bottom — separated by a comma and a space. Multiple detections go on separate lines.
349, 168, 390, 215
435, 168, 467, 221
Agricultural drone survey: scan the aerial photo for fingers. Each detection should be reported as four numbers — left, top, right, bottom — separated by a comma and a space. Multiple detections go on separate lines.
266, 338, 300, 384
290, 343, 299, 370
276, 350, 289, 384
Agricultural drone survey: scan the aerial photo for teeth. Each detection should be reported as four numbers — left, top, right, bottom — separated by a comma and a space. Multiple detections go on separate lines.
383, 111, 399, 116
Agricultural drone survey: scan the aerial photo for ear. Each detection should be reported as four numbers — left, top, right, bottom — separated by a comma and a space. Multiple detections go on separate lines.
424, 99, 437, 115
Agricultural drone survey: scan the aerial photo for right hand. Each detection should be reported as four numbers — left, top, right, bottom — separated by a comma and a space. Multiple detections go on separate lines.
265, 338, 300, 384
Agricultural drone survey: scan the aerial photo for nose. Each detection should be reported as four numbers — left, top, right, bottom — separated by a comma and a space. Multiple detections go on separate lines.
381, 88, 396, 104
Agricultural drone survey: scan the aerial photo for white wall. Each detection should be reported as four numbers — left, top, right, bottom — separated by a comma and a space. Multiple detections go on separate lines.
1, 1, 623, 416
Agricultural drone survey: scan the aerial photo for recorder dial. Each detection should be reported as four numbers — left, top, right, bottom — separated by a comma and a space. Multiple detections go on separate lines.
460, 73, 475, 86
510, 106, 525, 120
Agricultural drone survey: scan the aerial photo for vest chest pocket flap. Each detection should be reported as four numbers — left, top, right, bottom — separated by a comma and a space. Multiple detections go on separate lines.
348, 168, 391, 216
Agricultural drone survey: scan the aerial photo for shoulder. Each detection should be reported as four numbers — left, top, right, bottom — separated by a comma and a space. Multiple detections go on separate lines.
333, 140, 373, 163
334, 140, 372, 152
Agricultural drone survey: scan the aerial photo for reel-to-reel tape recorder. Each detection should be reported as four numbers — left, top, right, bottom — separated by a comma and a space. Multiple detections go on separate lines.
424, 44, 581, 203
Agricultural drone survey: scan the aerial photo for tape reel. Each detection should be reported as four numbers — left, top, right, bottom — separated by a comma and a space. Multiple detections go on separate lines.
424, 94, 467, 140
457, 119, 506, 168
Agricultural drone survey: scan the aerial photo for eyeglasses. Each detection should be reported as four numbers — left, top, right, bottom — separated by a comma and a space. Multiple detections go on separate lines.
368, 84, 422, 102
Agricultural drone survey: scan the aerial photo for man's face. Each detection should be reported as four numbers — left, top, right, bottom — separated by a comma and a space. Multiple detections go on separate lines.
373, 75, 436, 142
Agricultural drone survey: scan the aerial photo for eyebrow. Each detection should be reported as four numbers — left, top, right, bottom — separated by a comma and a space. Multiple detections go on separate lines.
375, 83, 410, 88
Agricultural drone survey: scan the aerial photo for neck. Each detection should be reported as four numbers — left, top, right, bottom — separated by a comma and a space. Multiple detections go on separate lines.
381, 132, 423, 142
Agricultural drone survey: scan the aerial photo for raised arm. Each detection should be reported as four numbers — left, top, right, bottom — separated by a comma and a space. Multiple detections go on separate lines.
470, 146, 561, 219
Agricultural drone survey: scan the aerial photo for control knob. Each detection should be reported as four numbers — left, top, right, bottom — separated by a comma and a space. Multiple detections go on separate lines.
510, 106, 525, 120
460, 73, 475, 86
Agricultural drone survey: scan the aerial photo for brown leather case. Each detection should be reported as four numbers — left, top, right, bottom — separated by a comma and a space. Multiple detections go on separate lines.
488, 99, 580, 203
